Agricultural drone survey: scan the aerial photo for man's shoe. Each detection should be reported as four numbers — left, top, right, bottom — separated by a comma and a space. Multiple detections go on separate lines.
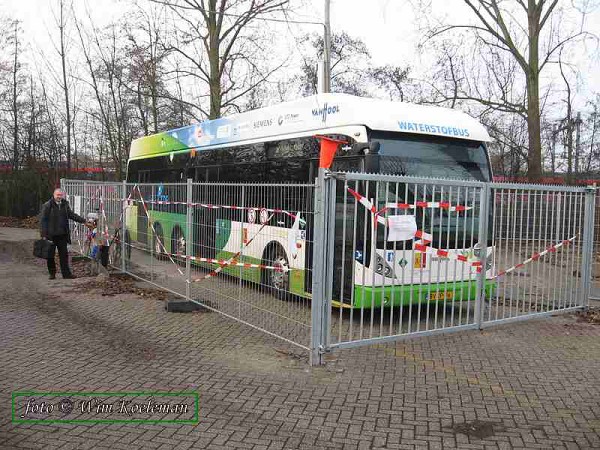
49, 274, 56, 280
63, 274, 76, 279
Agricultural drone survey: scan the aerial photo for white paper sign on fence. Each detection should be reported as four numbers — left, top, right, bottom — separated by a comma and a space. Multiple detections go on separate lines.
387, 214, 417, 241
72, 195, 82, 216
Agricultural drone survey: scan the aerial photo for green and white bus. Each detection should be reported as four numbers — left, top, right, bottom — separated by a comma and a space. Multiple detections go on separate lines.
125, 93, 495, 308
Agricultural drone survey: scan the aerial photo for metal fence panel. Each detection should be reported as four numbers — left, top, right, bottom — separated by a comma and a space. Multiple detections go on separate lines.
592, 192, 600, 301
325, 172, 488, 349
322, 173, 596, 352
483, 184, 591, 325
186, 182, 316, 349
61, 179, 123, 264
64, 179, 317, 351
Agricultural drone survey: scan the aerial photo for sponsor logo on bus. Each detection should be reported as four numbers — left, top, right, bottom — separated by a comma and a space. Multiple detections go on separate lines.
312, 103, 340, 122
253, 118, 273, 129
277, 113, 301, 126
216, 124, 231, 139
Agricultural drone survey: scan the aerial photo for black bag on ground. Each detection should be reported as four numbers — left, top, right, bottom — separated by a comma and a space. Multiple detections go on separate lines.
33, 239, 56, 259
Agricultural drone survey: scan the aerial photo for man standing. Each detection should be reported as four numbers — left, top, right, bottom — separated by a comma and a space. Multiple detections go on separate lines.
40, 188, 87, 279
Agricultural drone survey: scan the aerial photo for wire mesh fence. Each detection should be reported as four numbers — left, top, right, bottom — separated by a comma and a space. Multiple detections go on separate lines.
71, 180, 318, 350
61, 176, 596, 364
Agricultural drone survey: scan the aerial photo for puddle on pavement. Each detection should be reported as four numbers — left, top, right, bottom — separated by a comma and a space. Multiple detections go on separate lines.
449, 420, 505, 439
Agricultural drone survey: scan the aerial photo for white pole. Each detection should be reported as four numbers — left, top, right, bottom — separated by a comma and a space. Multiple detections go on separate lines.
323, 0, 331, 93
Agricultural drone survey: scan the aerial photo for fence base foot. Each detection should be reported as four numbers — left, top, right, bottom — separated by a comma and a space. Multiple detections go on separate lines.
165, 299, 205, 313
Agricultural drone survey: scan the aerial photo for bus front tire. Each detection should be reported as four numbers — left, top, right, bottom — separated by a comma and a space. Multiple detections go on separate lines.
262, 243, 290, 298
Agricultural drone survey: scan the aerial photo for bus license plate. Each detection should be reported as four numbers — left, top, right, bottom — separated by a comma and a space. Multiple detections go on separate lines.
427, 291, 453, 301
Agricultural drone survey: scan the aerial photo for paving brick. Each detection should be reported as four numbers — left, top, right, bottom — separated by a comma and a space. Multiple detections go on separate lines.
1, 245, 599, 450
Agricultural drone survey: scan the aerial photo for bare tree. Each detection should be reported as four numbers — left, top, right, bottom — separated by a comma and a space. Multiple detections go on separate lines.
57, 0, 72, 170
10, 20, 20, 170
298, 31, 371, 96
423, 0, 594, 180
154, 0, 289, 119
369, 65, 412, 102
75, 18, 136, 179
558, 51, 575, 182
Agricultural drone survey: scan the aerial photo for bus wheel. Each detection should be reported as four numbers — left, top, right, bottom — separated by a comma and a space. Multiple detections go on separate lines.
262, 243, 290, 297
152, 223, 165, 259
171, 226, 186, 263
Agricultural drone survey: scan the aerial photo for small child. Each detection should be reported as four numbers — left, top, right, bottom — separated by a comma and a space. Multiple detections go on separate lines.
86, 211, 109, 267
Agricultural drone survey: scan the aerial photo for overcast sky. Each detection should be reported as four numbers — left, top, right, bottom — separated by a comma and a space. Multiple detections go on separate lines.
4, 0, 600, 113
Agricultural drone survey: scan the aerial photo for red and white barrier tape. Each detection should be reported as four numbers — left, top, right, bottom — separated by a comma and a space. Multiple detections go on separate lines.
382, 201, 471, 213
125, 242, 288, 272
347, 187, 481, 267
99, 195, 111, 242
122, 184, 286, 283
127, 198, 305, 224
494, 236, 577, 279
347, 187, 472, 217
413, 242, 482, 268
193, 213, 275, 282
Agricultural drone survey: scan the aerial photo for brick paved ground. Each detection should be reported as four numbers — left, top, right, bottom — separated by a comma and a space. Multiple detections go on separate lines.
1, 228, 600, 449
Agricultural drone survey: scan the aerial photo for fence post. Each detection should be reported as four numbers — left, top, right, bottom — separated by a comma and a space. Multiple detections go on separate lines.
475, 184, 490, 329
310, 168, 327, 366
579, 186, 596, 308
150, 185, 154, 281
186, 178, 193, 301
121, 180, 127, 273
322, 173, 336, 351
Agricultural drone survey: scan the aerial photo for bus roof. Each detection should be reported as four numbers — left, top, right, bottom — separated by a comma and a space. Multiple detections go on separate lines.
129, 93, 492, 160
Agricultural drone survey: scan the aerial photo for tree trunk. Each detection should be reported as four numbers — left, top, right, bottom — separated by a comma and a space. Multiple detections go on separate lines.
526, 74, 542, 181
526, 4, 542, 181
12, 21, 19, 171
207, 1, 221, 120
59, 0, 71, 171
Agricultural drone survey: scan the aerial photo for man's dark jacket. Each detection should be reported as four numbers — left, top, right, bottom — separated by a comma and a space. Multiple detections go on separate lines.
40, 199, 86, 244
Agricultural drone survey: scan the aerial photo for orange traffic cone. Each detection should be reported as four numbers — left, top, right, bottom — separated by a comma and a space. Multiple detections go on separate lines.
316, 135, 347, 169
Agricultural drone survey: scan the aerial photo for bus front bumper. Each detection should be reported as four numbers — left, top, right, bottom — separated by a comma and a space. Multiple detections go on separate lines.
331, 280, 497, 309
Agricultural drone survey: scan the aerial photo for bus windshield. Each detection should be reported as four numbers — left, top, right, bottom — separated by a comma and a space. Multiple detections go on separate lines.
371, 131, 491, 181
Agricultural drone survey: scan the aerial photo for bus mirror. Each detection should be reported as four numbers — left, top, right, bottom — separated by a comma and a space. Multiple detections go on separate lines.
352, 142, 380, 155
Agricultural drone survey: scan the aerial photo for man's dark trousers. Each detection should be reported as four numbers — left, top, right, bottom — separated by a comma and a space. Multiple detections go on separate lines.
47, 234, 71, 277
